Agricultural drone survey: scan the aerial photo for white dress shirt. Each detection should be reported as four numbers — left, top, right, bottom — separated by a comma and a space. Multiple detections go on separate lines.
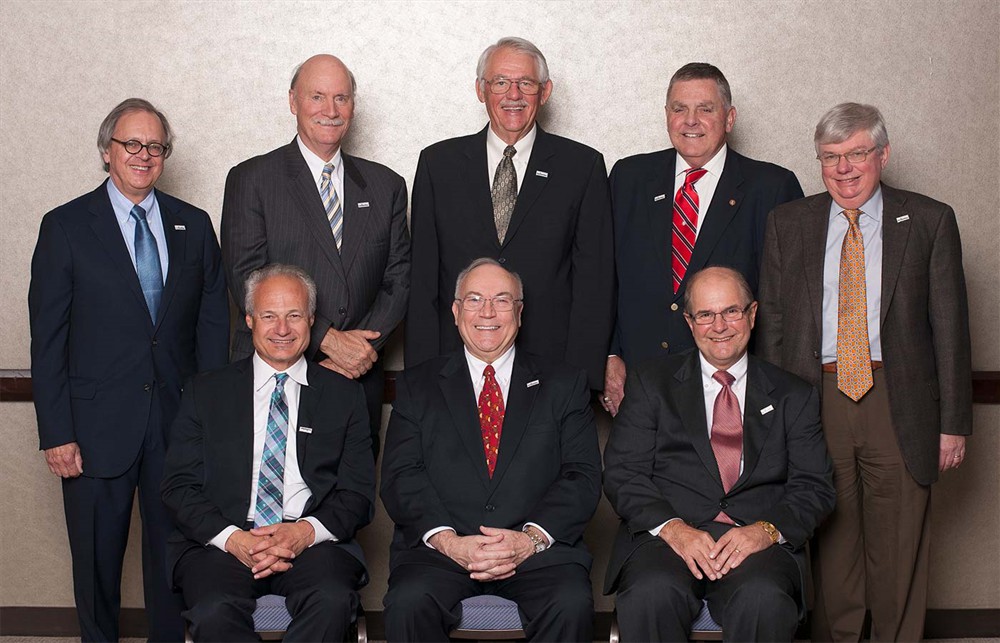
672, 144, 728, 243
486, 124, 537, 194
209, 354, 335, 550
107, 180, 169, 282
297, 135, 345, 204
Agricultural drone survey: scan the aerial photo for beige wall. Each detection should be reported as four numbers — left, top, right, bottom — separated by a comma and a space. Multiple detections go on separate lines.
1, 0, 997, 613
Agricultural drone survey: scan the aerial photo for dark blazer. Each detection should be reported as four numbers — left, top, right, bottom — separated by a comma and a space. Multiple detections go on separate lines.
221, 140, 410, 359
29, 181, 230, 477
405, 125, 615, 389
603, 350, 835, 595
610, 148, 802, 362
756, 184, 973, 486
381, 349, 602, 573
161, 358, 375, 580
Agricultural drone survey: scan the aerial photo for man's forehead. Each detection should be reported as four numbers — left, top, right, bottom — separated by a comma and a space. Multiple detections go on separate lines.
819, 133, 874, 150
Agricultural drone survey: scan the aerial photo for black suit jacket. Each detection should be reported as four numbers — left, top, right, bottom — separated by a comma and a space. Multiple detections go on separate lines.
381, 349, 602, 573
29, 181, 230, 477
610, 148, 802, 363
405, 125, 614, 388
756, 184, 973, 485
161, 358, 375, 580
603, 350, 834, 595
222, 140, 410, 359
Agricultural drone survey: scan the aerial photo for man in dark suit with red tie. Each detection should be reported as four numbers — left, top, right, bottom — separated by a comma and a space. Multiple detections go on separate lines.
601, 63, 803, 416
29, 98, 230, 641
382, 258, 602, 642
604, 267, 835, 642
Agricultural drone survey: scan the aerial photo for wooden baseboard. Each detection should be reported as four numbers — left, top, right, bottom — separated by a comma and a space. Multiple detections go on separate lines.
2, 606, 997, 639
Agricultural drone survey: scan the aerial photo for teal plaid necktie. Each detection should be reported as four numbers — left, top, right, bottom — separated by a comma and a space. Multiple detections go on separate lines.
254, 373, 290, 528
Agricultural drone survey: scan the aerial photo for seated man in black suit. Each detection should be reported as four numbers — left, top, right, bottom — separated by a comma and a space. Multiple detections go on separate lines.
382, 257, 602, 642
162, 264, 375, 642
603, 266, 835, 642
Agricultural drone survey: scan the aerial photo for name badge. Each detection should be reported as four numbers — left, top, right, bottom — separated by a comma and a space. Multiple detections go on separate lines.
895, 215, 909, 223
654, 194, 666, 202
535, 170, 548, 178
527, 379, 540, 388
174, 225, 186, 230
760, 405, 774, 415
299, 426, 313, 434
358, 202, 370, 208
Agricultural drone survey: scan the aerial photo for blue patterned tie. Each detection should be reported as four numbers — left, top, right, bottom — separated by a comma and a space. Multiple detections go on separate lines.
130, 204, 163, 321
254, 373, 290, 528
320, 163, 343, 251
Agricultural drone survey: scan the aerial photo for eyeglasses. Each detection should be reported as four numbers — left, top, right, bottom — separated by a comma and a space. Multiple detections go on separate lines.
686, 303, 754, 326
111, 138, 169, 157
483, 77, 542, 95
456, 294, 522, 312
816, 146, 878, 167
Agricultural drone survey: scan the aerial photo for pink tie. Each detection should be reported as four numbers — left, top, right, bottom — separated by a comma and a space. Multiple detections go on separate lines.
710, 370, 742, 524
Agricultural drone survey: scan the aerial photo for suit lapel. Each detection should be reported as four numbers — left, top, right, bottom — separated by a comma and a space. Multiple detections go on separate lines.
488, 353, 539, 489
686, 151, 745, 280
649, 151, 677, 287
462, 127, 499, 248
439, 353, 492, 488
674, 352, 722, 484
295, 364, 320, 472
233, 360, 257, 508
878, 184, 909, 325
339, 155, 369, 274
282, 142, 346, 282
732, 358, 776, 491
802, 195, 832, 338
155, 190, 186, 328
87, 182, 152, 322
504, 126, 555, 246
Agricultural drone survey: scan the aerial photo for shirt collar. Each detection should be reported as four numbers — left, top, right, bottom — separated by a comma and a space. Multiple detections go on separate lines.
252, 352, 309, 392
296, 135, 343, 185
464, 344, 516, 377
106, 179, 156, 225
829, 185, 883, 223
487, 123, 537, 161
676, 143, 728, 178
698, 349, 749, 384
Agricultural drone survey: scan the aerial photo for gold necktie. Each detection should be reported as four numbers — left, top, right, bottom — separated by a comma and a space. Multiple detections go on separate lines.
836, 209, 873, 401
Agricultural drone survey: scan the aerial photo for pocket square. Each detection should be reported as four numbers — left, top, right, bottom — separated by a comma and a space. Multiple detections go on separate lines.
527, 379, 540, 388
298, 426, 313, 434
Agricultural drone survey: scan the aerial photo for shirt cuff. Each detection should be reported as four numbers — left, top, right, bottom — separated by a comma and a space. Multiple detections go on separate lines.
209, 525, 241, 551
523, 522, 553, 550
423, 526, 455, 549
299, 516, 337, 546
649, 517, 682, 537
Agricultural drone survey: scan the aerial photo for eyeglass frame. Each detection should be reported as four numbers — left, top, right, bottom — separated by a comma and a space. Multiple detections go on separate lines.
684, 302, 755, 326
816, 146, 879, 167
482, 76, 544, 95
455, 294, 524, 312
111, 137, 170, 158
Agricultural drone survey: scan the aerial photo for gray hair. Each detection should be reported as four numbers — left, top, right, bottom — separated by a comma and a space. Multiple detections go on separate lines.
814, 102, 889, 154
476, 37, 550, 86
683, 266, 754, 314
97, 98, 173, 172
245, 264, 318, 316
667, 62, 733, 111
290, 56, 358, 95
454, 257, 524, 300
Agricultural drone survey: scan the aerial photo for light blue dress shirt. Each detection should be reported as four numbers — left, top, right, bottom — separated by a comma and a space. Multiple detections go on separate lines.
106, 180, 169, 282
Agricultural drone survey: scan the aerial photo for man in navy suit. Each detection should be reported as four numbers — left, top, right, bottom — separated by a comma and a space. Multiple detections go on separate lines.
601, 63, 803, 416
406, 37, 614, 391
29, 98, 230, 641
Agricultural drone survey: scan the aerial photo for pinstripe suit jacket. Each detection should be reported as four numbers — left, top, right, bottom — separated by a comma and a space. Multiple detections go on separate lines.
222, 140, 410, 359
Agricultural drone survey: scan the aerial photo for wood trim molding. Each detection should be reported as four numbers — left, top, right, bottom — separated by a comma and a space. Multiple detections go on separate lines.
3, 369, 1000, 405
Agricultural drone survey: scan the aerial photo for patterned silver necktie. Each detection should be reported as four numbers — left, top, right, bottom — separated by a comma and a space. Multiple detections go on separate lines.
491, 145, 517, 243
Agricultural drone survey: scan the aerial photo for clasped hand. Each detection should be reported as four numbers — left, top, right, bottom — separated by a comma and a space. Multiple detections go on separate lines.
659, 521, 773, 581
431, 526, 537, 582
319, 328, 380, 379
225, 521, 315, 579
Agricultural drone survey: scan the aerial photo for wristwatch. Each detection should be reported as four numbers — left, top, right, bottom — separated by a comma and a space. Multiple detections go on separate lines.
523, 526, 546, 554
756, 520, 779, 544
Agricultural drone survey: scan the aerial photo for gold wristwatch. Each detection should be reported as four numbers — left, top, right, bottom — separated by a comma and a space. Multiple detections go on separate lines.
756, 520, 779, 544
523, 526, 546, 554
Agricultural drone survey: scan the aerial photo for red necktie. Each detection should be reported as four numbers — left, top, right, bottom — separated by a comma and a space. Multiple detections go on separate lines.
478, 365, 505, 477
710, 370, 742, 524
672, 167, 709, 293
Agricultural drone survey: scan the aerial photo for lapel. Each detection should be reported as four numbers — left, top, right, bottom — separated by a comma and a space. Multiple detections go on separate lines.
801, 194, 832, 337
232, 359, 256, 503
878, 184, 909, 325
155, 189, 186, 328
462, 127, 499, 248
504, 125, 555, 247
673, 351, 722, 484
295, 363, 321, 472
731, 357, 777, 491
87, 181, 154, 327
648, 150, 677, 285
685, 150, 746, 287
338, 155, 370, 275
282, 141, 346, 283
488, 352, 540, 490
439, 352, 493, 489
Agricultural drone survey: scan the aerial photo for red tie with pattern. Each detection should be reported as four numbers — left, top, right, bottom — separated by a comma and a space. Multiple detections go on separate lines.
710, 370, 742, 524
478, 365, 505, 477
672, 167, 709, 293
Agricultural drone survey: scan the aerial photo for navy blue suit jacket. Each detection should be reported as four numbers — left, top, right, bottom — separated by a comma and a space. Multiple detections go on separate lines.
29, 180, 230, 477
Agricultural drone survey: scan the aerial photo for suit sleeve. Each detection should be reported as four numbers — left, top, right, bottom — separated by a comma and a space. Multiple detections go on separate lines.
404, 149, 441, 368
755, 208, 784, 364
195, 213, 230, 371
928, 207, 973, 436
28, 212, 76, 450
526, 369, 602, 545
603, 366, 681, 533
379, 373, 454, 548
607, 160, 625, 357
354, 174, 411, 351
566, 153, 615, 388
220, 164, 264, 321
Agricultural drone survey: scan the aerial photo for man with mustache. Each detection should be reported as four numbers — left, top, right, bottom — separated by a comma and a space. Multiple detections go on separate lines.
222, 54, 410, 459
406, 37, 614, 393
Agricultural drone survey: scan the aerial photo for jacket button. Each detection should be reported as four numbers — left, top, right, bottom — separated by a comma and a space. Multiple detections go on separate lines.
338, 307, 347, 315
813, 351, 820, 359
661, 341, 669, 350
485, 504, 495, 512
670, 303, 679, 312
719, 500, 728, 509
151, 339, 158, 347
498, 257, 506, 264
143, 384, 152, 392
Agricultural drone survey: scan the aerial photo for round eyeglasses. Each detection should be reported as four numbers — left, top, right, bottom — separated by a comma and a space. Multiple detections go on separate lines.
111, 138, 169, 157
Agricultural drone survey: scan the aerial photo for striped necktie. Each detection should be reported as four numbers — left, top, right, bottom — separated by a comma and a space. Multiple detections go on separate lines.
672, 167, 708, 293
321, 163, 343, 251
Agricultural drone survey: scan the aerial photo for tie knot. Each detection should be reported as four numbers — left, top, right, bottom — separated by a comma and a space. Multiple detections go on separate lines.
843, 209, 863, 226
713, 370, 735, 387
685, 168, 708, 186
322, 163, 334, 178
129, 204, 147, 222
483, 365, 496, 378
503, 145, 516, 159
274, 372, 289, 391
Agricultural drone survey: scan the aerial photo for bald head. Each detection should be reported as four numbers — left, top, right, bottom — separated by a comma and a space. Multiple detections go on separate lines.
288, 54, 356, 160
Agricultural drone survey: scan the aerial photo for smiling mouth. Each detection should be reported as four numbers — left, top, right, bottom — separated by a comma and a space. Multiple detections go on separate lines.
682, 133, 704, 138
475, 325, 500, 331
129, 164, 152, 172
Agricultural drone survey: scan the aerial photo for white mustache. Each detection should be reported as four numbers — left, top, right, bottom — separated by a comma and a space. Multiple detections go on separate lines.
500, 100, 529, 109
314, 118, 346, 126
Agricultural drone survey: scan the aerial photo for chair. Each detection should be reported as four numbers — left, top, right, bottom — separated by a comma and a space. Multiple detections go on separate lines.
449, 595, 526, 640
608, 600, 722, 642
183, 594, 367, 643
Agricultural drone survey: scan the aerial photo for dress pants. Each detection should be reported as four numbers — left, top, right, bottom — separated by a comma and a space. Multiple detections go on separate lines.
383, 554, 594, 642
61, 397, 183, 642
614, 534, 800, 642
812, 370, 931, 642
174, 541, 366, 642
